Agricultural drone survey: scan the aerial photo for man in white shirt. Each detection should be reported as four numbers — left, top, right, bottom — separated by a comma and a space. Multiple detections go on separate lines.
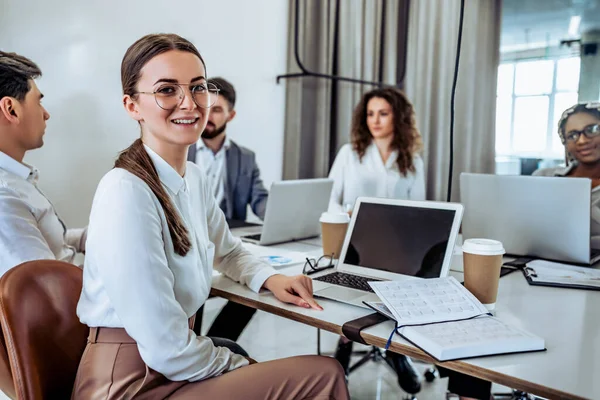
0, 51, 86, 276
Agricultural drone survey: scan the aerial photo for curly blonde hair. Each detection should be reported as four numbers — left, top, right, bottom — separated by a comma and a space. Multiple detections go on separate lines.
351, 87, 423, 176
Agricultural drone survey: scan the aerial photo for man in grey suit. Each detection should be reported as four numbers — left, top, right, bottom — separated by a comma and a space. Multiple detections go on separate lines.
187, 77, 268, 221
189, 77, 266, 340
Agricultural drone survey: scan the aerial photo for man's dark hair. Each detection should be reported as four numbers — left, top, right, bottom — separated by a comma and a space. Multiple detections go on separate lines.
0, 51, 42, 101
208, 77, 236, 109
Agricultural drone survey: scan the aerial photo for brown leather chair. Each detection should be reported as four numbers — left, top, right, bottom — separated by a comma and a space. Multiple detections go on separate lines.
0, 260, 88, 399
0, 328, 15, 399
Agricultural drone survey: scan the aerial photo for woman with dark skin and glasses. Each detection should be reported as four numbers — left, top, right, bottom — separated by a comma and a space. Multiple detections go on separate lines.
438, 102, 600, 400
534, 102, 600, 247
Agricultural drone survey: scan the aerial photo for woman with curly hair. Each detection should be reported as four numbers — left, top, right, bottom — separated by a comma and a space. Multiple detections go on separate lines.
328, 87, 425, 213
328, 87, 424, 395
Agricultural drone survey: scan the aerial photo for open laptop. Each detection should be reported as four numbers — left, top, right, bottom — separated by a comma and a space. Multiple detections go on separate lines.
460, 173, 598, 265
231, 178, 333, 246
311, 197, 464, 308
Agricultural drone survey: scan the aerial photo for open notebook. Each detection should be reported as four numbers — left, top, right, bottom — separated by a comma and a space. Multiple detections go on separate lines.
367, 277, 545, 361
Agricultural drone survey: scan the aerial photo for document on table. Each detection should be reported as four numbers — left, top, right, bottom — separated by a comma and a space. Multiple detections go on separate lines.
242, 243, 308, 268
523, 260, 600, 289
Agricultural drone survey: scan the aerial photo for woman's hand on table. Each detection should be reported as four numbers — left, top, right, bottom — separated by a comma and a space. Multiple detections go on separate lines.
263, 274, 323, 310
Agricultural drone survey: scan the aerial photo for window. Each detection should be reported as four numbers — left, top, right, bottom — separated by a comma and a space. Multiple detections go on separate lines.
495, 57, 580, 158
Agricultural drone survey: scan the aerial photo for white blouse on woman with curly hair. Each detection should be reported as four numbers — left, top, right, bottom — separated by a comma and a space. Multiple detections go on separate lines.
328, 143, 426, 213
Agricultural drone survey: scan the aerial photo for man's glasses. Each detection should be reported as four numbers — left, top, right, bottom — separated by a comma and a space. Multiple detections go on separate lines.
136, 82, 220, 110
564, 123, 600, 143
303, 254, 335, 275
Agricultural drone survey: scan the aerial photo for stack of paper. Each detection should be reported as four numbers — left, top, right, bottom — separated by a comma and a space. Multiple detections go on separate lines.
524, 260, 600, 289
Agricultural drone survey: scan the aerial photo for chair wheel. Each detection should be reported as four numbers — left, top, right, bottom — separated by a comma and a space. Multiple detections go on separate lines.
424, 369, 437, 382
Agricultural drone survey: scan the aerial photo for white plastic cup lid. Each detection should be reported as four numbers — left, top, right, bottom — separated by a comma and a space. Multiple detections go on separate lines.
319, 212, 350, 224
462, 238, 505, 256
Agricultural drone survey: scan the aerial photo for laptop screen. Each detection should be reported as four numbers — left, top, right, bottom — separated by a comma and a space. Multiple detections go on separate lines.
342, 202, 456, 278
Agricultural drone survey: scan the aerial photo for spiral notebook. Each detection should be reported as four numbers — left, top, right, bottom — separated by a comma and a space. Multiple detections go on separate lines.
367, 277, 545, 361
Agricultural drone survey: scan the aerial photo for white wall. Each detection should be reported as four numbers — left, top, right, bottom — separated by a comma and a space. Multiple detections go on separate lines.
0, 0, 289, 227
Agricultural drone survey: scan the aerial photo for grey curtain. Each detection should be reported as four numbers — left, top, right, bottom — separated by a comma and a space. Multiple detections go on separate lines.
282, 0, 410, 180
404, 0, 502, 201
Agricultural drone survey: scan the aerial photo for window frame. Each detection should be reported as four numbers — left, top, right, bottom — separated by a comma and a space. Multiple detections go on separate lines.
496, 56, 580, 159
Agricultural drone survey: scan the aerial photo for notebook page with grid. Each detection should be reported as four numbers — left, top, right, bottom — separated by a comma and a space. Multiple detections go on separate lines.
400, 316, 545, 361
369, 276, 489, 326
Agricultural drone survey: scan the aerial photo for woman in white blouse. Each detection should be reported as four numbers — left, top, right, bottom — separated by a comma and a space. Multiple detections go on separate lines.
330, 87, 425, 394
72, 33, 349, 400
328, 87, 425, 213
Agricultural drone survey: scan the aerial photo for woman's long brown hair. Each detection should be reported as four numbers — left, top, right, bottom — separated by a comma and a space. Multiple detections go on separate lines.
116, 33, 205, 256
350, 87, 423, 176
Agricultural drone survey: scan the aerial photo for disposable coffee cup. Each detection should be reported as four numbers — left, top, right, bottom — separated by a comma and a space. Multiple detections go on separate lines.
462, 238, 505, 311
319, 212, 350, 259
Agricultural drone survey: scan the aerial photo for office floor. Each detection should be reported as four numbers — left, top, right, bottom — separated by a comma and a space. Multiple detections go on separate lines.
203, 297, 510, 400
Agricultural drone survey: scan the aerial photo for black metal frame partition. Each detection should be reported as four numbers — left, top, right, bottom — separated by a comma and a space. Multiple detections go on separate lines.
276, 0, 405, 86
276, 0, 410, 169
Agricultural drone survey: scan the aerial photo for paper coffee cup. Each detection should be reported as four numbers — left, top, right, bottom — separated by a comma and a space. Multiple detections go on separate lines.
462, 239, 505, 311
319, 212, 350, 259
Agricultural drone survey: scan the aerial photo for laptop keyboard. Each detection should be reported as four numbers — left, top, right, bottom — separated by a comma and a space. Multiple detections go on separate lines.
243, 233, 262, 241
314, 272, 382, 293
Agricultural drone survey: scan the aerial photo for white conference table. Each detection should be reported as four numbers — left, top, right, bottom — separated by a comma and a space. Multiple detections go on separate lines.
211, 237, 600, 400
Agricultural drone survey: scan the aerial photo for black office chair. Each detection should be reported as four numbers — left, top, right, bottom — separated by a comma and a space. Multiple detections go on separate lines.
519, 158, 541, 176
316, 329, 432, 399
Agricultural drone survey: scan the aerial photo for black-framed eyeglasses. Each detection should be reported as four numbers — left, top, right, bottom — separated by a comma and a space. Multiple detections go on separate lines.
136, 82, 220, 110
303, 254, 335, 275
564, 123, 600, 144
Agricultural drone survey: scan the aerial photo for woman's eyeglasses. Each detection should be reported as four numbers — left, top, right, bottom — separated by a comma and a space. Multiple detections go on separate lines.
303, 254, 335, 275
564, 123, 600, 143
136, 82, 220, 110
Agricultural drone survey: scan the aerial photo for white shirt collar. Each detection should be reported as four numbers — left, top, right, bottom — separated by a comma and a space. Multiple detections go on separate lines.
197, 136, 231, 152
143, 144, 185, 195
366, 142, 398, 169
0, 150, 38, 182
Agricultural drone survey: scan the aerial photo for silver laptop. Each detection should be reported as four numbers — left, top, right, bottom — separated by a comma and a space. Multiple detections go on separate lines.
460, 173, 598, 265
311, 197, 464, 308
232, 178, 333, 246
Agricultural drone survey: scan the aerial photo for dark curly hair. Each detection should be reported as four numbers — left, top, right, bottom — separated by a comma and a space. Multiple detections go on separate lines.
351, 87, 422, 176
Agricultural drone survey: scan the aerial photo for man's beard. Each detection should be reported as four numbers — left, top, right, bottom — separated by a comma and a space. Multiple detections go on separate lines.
202, 122, 227, 139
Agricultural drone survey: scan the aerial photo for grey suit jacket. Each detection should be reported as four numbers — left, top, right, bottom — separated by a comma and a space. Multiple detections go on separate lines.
188, 140, 268, 221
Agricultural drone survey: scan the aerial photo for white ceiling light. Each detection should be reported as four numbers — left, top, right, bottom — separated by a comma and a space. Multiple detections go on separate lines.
568, 15, 581, 37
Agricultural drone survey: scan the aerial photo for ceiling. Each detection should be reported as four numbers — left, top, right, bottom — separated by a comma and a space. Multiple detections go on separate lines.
501, 0, 600, 51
